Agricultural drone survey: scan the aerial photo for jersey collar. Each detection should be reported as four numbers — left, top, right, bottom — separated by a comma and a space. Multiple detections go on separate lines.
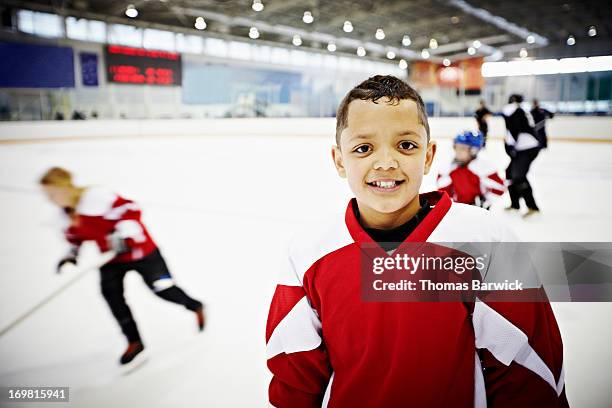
344, 190, 452, 247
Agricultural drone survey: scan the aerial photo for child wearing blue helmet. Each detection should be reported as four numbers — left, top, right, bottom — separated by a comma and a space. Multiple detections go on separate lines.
437, 130, 505, 209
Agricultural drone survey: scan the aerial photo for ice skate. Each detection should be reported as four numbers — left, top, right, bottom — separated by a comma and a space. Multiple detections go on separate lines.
522, 208, 541, 219
120, 340, 145, 365
196, 305, 206, 332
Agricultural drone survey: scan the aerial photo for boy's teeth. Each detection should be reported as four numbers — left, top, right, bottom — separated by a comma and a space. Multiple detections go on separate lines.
374, 181, 396, 188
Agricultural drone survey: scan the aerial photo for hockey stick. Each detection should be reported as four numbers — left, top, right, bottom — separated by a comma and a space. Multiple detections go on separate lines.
0, 250, 116, 338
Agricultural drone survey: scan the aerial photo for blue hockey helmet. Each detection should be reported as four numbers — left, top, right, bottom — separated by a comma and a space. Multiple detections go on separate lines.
453, 130, 484, 149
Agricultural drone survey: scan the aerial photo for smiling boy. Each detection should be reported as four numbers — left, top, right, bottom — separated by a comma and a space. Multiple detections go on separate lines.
265, 76, 568, 407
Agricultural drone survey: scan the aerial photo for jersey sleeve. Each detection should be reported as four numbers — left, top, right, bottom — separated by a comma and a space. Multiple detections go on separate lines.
474, 300, 569, 407
468, 157, 506, 202
105, 198, 147, 247
473, 223, 569, 407
266, 249, 332, 408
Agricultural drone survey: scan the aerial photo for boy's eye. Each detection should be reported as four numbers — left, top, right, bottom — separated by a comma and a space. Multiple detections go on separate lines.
398, 141, 418, 151
353, 145, 371, 154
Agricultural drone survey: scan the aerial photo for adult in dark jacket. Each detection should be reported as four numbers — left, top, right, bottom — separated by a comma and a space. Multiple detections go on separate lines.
531, 99, 554, 149
474, 100, 492, 146
502, 94, 542, 217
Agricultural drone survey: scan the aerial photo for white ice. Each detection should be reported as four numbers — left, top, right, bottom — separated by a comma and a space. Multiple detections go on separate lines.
0, 125, 611, 407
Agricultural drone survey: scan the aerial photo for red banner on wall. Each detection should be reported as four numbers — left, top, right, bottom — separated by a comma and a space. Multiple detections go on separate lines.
410, 61, 437, 88
411, 57, 484, 90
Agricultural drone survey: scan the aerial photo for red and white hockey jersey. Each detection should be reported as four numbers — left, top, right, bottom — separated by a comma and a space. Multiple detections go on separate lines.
437, 156, 505, 206
266, 191, 567, 408
64, 186, 157, 263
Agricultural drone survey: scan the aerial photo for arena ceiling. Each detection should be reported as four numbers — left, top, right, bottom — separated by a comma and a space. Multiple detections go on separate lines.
4, 0, 612, 62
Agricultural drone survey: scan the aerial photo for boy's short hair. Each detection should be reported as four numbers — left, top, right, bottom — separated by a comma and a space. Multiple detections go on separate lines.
40, 167, 73, 187
335, 75, 430, 145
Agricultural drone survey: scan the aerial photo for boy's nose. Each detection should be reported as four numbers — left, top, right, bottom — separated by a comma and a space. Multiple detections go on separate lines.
373, 149, 399, 170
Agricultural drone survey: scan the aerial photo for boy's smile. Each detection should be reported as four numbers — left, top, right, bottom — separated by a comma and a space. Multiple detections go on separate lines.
332, 98, 436, 230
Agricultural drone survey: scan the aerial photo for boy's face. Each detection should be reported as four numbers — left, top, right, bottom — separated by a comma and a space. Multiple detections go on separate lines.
453, 144, 473, 163
332, 98, 436, 218
42, 185, 72, 208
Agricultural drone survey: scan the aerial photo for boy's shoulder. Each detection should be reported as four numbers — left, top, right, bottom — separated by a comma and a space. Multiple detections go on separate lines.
286, 212, 354, 277
429, 201, 518, 242
77, 186, 117, 216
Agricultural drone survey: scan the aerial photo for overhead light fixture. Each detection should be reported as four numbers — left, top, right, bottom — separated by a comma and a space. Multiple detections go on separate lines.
443, 58, 451, 66
429, 38, 438, 49
303, 11, 313, 24
252, 0, 264, 12
375, 28, 385, 40
519, 48, 528, 58
386, 51, 396, 59
402, 35, 411, 46
526, 35, 535, 44
327, 43, 336, 52
566, 35, 575, 45
125, 4, 138, 18
421, 49, 430, 59
450, 16, 460, 24
467, 46, 476, 55
399, 59, 408, 70
588, 26, 597, 37
194, 17, 206, 30
472, 40, 481, 49
249, 27, 260, 39
357, 46, 366, 57
343, 21, 353, 33
292, 34, 302, 46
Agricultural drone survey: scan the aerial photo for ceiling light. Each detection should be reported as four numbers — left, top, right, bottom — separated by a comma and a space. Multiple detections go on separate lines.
386, 51, 396, 59
249, 27, 259, 39
421, 49, 430, 59
292, 35, 302, 46
399, 59, 408, 69
588, 26, 597, 37
429, 38, 438, 49
450, 16, 460, 24
303, 11, 313, 24
375, 28, 385, 40
443, 58, 451, 66
194, 17, 206, 30
526, 35, 535, 44
357, 46, 366, 57
519, 48, 528, 58
467, 46, 476, 55
566, 35, 575, 46
125, 4, 138, 18
472, 40, 481, 49
252, 0, 264, 12
327, 43, 336, 52
343, 21, 353, 33
402, 35, 411, 46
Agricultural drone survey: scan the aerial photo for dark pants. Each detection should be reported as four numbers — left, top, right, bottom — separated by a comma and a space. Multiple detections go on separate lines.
100, 248, 202, 343
505, 147, 540, 210
479, 125, 488, 146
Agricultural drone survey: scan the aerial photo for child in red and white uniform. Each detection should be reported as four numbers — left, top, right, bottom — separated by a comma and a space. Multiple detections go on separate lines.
40, 167, 205, 365
265, 76, 568, 408
437, 130, 505, 209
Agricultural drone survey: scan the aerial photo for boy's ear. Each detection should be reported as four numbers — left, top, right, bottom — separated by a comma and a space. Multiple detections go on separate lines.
331, 145, 346, 178
423, 140, 437, 175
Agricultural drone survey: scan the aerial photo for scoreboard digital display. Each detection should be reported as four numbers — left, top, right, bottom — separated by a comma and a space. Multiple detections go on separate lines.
104, 45, 182, 86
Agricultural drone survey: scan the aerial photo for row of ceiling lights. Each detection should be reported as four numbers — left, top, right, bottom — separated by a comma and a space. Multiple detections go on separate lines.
123, 4, 501, 66
124, 2, 601, 66
124, 4, 468, 65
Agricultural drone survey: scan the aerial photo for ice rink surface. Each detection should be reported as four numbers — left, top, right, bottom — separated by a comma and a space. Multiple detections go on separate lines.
1, 126, 612, 407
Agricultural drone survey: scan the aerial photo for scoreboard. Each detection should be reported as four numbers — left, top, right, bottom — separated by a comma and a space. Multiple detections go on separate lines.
104, 45, 182, 86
